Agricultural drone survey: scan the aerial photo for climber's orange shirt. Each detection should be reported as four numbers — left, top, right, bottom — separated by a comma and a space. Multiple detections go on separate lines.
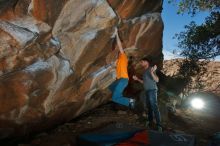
116, 53, 129, 79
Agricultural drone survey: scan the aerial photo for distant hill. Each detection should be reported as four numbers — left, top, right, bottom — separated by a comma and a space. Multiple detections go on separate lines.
162, 59, 220, 95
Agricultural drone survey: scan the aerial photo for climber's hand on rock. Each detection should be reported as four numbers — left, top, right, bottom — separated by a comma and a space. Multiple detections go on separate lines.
132, 75, 138, 81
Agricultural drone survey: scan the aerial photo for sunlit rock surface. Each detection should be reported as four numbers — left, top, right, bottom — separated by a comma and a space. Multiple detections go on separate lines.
0, 0, 163, 139
163, 59, 220, 95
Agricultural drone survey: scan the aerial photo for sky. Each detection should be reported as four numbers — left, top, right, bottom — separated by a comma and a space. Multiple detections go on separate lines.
162, 1, 220, 61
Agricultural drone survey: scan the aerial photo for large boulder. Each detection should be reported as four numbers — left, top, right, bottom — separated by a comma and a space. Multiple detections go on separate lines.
0, 0, 164, 139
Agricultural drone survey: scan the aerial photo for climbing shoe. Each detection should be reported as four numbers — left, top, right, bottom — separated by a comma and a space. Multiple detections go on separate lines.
129, 99, 135, 109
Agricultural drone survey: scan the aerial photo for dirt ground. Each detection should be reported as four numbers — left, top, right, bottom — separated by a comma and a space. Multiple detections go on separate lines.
167, 95, 220, 146
3, 95, 220, 146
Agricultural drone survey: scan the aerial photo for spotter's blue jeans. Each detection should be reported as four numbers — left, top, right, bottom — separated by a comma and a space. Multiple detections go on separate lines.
109, 78, 130, 107
145, 89, 161, 126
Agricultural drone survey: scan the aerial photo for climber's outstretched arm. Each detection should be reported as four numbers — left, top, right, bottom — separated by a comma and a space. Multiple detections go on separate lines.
115, 29, 124, 54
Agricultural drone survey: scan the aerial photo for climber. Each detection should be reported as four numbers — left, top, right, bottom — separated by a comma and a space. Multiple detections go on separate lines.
132, 57, 162, 132
108, 28, 135, 109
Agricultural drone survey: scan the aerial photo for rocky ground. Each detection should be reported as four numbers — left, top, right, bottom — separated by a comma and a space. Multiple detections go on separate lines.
3, 93, 220, 146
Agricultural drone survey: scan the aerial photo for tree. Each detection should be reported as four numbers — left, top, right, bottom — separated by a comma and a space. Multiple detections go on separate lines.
175, 12, 220, 61
166, 0, 220, 95
168, 0, 220, 15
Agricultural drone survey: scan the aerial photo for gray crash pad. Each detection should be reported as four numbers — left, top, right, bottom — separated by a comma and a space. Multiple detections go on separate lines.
149, 130, 196, 146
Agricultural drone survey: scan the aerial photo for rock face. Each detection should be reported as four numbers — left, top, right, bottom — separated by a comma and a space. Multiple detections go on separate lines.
0, 0, 164, 139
